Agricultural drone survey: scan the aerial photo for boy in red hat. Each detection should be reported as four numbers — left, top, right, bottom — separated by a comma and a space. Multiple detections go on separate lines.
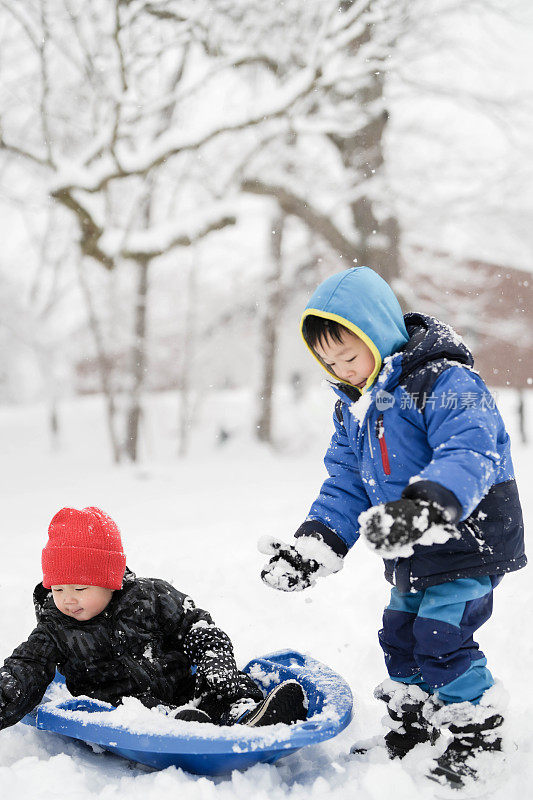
0, 506, 306, 730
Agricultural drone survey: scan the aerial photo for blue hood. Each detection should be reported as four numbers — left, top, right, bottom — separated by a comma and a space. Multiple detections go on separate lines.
301, 267, 409, 391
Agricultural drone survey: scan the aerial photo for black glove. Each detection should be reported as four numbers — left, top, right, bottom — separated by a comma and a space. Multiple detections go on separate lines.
196, 650, 241, 697
359, 498, 459, 556
259, 535, 343, 592
0, 669, 21, 708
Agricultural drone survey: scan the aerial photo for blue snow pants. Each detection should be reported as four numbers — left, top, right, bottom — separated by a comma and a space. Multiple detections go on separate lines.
379, 576, 501, 704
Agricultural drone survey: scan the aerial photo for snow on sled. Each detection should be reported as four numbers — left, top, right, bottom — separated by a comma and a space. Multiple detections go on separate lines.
21, 649, 353, 776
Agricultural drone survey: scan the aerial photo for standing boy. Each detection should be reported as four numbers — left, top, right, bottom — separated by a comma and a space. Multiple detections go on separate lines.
260, 266, 525, 788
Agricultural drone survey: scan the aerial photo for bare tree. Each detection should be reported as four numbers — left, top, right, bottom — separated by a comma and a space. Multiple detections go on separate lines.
229, 0, 409, 439
237, 0, 528, 439
237, 0, 407, 282
0, 0, 324, 459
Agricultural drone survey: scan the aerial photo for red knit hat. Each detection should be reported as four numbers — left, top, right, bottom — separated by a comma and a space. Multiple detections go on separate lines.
42, 507, 126, 590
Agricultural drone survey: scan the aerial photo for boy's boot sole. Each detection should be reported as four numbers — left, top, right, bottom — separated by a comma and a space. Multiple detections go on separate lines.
171, 708, 212, 723
239, 680, 307, 727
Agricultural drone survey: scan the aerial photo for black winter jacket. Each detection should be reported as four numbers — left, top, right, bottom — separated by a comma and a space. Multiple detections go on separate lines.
0, 569, 238, 731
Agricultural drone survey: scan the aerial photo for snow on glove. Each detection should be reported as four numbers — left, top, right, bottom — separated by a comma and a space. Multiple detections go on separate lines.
259, 534, 343, 592
196, 650, 241, 697
358, 498, 460, 558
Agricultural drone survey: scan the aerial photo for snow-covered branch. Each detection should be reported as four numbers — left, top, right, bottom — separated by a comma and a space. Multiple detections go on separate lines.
242, 178, 359, 264
52, 66, 321, 195
111, 209, 237, 260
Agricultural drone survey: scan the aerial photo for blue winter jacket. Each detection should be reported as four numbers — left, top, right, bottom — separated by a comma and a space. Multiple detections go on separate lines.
296, 267, 526, 592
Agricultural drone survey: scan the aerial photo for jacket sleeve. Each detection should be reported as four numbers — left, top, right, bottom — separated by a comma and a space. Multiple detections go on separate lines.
303, 404, 371, 552
154, 581, 237, 672
407, 366, 507, 520
0, 625, 59, 731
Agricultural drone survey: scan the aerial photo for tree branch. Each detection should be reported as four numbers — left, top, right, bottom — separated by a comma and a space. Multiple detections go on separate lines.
54, 67, 321, 194
120, 214, 237, 260
50, 186, 115, 270
0, 133, 49, 168
242, 178, 360, 264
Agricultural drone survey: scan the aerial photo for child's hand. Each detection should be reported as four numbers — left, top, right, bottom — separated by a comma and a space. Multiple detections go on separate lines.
259, 535, 343, 592
0, 669, 22, 707
359, 499, 460, 558
197, 652, 241, 697
259, 538, 318, 591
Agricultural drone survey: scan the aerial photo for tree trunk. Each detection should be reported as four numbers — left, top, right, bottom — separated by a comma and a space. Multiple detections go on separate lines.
330, 3, 402, 286
124, 180, 155, 463
77, 261, 122, 464
177, 253, 197, 458
125, 256, 150, 462
256, 214, 284, 443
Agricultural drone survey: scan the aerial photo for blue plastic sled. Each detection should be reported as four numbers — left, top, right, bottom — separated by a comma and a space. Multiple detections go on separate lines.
21, 649, 353, 776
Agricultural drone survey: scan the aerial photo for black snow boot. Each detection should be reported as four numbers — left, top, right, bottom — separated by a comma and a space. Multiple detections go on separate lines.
379, 681, 440, 759
428, 713, 504, 788
237, 680, 308, 727
352, 680, 439, 759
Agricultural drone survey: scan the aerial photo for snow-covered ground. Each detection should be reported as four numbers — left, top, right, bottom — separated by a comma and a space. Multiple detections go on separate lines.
0, 387, 531, 799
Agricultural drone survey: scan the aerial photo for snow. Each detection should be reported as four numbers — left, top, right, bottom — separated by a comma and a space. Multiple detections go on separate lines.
350, 391, 373, 424
423, 683, 509, 730
0, 388, 532, 799
293, 535, 344, 575
44, 695, 299, 745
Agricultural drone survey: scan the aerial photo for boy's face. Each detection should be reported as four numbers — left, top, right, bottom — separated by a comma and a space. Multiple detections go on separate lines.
51, 584, 114, 621
314, 328, 375, 388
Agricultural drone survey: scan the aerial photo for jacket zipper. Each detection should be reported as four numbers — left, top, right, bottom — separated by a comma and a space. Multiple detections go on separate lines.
366, 418, 374, 458
375, 413, 391, 475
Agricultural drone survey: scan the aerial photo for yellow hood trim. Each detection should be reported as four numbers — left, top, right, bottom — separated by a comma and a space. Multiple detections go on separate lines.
300, 309, 382, 394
